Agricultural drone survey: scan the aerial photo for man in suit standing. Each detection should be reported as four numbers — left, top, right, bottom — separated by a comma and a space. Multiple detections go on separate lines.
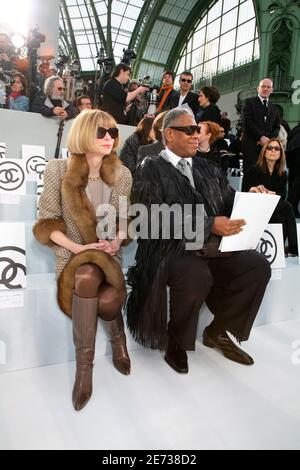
171, 71, 199, 117
241, 78, 280, 174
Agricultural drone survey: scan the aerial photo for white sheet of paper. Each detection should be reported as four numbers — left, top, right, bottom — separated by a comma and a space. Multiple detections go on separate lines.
219, 192, 281, 252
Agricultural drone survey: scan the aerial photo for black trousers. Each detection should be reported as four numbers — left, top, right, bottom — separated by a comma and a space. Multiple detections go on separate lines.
270, 200, 298, 254
166, 250, 271, 350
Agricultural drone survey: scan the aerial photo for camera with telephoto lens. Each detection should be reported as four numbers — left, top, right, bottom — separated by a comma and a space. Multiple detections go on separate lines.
27, 28, 46, 50
122, 48, 137, 65
55, 54, 69, 69
0, 69, 12, 85
70, 59, 81, 78
139, 74, 151, 88
96, 48, 114, 74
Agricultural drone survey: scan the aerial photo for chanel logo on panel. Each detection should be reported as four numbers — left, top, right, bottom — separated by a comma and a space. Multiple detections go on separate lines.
26, 155, 46, 181
0, 246, 26, 289
0, 143, 5, 159
257, 230, 277, 265
0, 160, 25, 191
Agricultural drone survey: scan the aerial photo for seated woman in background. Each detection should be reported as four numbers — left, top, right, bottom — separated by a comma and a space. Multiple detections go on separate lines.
119, 116, 154, 175
197, 120, 224, 168
242, 139, 298, 256
137, 110, 168, 165
8, 72, 29, 111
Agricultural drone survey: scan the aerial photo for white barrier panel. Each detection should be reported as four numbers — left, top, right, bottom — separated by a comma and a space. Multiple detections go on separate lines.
0, 339, 6, 365
256, 223, 286, 269
22, 145, 46, 180
297, 224, 300, 265
61, 148, 70, 159
0, 108, 135, 160
21, 145, 46, 205
0, 222, 26, 290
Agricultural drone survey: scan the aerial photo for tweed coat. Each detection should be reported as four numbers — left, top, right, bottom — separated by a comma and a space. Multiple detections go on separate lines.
33, 152, 132, 317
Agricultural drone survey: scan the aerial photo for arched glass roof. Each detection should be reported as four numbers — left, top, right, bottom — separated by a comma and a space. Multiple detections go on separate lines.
59, 0, 144, 71
59, 0, 259, 85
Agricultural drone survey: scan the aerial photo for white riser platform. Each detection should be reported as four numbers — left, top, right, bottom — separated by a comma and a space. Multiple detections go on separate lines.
0, 273, 142, 374
1, 258, 300, 374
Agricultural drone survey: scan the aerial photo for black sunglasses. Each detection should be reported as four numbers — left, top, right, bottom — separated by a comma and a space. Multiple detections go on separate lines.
266, 145, 281, 152
169, 125, 200, 136
57, 87, 65, 91
97, 127, 119, 139
180, 78, 192, 83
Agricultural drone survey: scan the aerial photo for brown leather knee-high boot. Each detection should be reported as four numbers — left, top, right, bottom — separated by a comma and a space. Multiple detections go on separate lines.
72, 294, 98, 411
101, 312, 131, 375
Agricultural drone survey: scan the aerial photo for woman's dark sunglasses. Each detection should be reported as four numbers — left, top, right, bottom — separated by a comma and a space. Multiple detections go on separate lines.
266, 145, 281, 151
57, 87, 65, 91
180, 78, 192, 83
169, 125, 200, 136
97, 127, 119, 139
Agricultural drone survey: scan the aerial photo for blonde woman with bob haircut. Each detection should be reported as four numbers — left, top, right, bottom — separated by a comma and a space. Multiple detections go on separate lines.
242, 138, 298, 256
33, 110, 132, 410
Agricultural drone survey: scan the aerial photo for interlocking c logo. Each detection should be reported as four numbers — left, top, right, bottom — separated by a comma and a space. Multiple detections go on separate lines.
0, 246, 26, 289
257, 230, 277, 265
0, 161, 25, 191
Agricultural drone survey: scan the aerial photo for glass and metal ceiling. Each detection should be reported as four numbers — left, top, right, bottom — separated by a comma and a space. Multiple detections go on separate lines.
59, 0, 259, 86
176, 0, 259, 88
59, 0, 144, 71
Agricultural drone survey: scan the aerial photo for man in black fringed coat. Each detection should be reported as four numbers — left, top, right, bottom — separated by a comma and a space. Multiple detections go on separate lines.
126, 107, 271, 374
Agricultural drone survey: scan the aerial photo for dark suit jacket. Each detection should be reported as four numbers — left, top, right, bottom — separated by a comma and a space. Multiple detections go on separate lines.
242, 96, 280, 143
171, 91, 199, 117
196, 104, 221, 124
156, 89, 179, 112
137, 141, 164, 164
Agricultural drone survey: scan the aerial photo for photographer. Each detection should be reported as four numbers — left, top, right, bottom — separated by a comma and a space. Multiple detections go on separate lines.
0, 33, 14, 71
101, 63, 149, 124
30, 75, 77, 119
127, 79, 148, 126
76, 94, 92, 113
8, 72, 29, 111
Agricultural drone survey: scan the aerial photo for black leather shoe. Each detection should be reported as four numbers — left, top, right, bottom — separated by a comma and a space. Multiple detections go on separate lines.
164, 336, 188, 374
203, 328, 254, 365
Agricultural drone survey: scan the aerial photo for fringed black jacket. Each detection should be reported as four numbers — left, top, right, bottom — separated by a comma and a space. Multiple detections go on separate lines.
126, 151, 235, 350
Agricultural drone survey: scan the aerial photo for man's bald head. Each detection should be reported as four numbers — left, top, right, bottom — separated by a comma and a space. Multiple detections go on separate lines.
257, 78, 273, 99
